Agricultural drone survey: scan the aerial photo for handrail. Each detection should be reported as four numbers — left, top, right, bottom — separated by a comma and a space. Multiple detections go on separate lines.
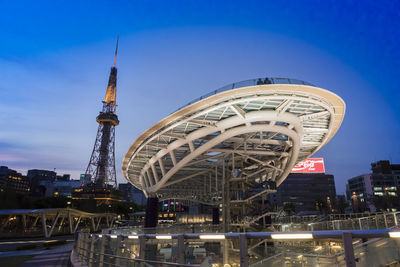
74, 229, 400, 267
76, 246, 199, 266
249, 233, 390, 267
173, 77, 314, 113
273, 211, 393, 223
84, 229, 397, 240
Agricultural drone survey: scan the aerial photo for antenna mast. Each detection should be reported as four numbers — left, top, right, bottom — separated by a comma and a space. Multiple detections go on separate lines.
114, 35, 119, 68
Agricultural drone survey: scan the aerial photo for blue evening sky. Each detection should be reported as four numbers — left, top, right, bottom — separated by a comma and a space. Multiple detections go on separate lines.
0, 1, 399, 194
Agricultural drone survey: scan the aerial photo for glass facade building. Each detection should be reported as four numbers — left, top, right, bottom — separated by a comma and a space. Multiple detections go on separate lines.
270, 172, 336, 214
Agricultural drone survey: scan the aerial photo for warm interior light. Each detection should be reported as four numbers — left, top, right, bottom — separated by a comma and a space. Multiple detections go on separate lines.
110, 235, 118, 239
199, 234, 225, 240
128, 235, 139, 239
389, 232, 400, 238
98, 234, 103, 238
156, 235, 172, 240
271, 233, 313, 239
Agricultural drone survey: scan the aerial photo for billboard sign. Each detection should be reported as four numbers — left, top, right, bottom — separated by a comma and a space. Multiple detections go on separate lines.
291, 158, 325, 173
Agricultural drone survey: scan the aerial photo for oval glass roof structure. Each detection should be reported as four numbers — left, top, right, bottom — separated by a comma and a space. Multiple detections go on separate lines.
122, 78, 345, 204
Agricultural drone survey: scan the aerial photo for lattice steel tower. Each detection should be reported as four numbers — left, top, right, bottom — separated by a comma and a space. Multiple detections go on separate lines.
85, 38, 120, 188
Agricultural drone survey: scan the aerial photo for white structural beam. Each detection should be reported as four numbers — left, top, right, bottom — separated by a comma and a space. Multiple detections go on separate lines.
300, 111, 330, 121
148, 123, 300, 193
276, 99, 292, 114
231, 104, 246, 119
164, 170, 210, 187
136, 110, 302, 194
209, 149, 288, 157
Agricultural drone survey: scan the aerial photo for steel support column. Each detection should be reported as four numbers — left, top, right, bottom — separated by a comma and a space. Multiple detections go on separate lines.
145, 197, 159, 228
342, 231, 356, 267
239, 233, 248, 267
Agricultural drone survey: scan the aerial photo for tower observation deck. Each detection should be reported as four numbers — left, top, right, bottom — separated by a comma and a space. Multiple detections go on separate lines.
122, 77, 345, 228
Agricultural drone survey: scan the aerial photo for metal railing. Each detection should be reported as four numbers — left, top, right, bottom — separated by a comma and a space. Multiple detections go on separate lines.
174, 77, 314, 112
274, 211, 400, 232
106, 211, 400, 236
272, 211, 393, 224
250, 235, 400, 267
104, 224, 222, 235
74, 246, 197, 266
73, 229, 400, 267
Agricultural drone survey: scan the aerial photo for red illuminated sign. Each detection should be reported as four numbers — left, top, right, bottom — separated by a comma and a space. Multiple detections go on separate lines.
291, 158, 325, 173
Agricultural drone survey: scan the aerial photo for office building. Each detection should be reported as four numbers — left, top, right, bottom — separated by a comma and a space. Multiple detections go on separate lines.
346, 160, 400, 212
119, 183, 147, 205
53, 179, 81, 198
0, 166, 30, 195
270, 158, 336, 214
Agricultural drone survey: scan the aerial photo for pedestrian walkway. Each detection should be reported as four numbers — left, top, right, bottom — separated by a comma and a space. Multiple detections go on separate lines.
20, 243, 73, 267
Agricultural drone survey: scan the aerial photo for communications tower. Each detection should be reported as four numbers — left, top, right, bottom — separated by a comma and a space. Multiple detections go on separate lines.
84, 38, 120, 188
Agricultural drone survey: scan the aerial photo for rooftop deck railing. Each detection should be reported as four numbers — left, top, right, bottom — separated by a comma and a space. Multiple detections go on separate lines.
174, 77, 314, 112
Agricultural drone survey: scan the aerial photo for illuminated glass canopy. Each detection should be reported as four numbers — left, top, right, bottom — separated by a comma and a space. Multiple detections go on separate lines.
122, 78, 345, 204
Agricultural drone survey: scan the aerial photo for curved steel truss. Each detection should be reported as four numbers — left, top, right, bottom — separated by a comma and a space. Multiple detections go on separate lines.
123, 79, 345, 207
